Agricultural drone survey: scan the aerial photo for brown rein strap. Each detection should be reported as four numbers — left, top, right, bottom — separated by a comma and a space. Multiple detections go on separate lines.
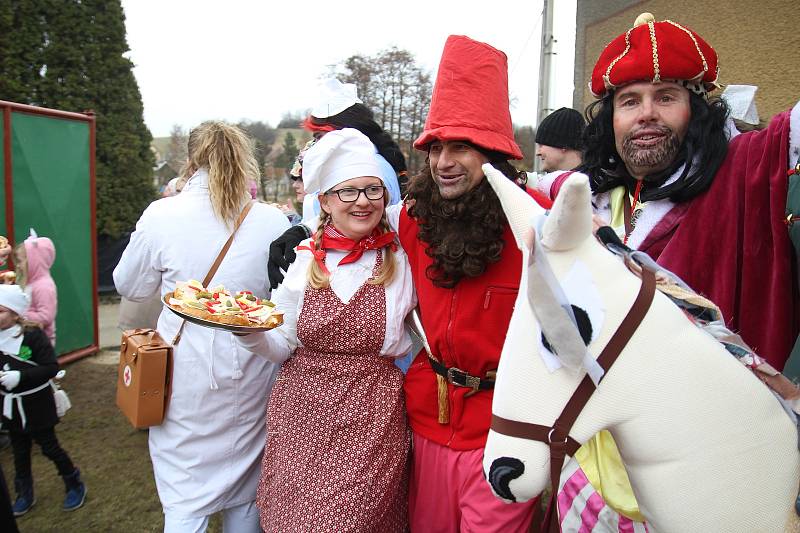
491, 416, 582, 457
491, 266, 656, 533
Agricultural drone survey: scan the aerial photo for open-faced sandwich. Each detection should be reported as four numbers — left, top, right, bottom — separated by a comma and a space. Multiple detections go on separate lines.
168, 280, 283, 328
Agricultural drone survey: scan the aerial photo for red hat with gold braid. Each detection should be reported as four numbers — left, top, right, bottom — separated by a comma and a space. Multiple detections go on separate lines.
590, 13, 720, 99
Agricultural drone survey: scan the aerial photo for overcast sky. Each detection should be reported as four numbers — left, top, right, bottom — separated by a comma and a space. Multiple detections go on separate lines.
121, 0, 577, 138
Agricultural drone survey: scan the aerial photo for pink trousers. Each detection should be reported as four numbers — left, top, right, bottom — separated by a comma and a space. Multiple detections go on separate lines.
409, 432, 537, 533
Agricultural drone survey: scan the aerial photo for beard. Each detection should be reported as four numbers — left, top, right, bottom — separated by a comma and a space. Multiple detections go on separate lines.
407, 169, 507, 288
619, 125, 682, 180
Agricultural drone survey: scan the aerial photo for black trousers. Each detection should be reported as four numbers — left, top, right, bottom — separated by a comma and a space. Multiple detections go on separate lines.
0, 463, 19, 532
9, 426, 75, 480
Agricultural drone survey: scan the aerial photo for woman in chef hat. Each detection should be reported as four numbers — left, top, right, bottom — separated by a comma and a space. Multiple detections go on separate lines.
237, 127, 415, 532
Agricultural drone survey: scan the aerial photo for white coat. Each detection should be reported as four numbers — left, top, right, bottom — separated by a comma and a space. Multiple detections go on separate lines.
113, 169, 290, 516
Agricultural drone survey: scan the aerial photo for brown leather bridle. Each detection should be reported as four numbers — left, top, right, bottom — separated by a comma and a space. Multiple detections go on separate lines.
491, 267, 656, 532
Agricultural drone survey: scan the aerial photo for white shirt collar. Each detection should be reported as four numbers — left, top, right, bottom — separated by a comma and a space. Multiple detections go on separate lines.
182, 168, 209, 191
0, 325, 23, 356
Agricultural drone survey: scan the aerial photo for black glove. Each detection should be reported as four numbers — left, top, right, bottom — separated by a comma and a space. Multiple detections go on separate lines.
268, 225, 311, 289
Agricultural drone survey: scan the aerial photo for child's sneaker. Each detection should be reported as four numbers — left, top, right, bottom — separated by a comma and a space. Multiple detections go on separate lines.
12, 476, 35, 516
61, 468, 86, 511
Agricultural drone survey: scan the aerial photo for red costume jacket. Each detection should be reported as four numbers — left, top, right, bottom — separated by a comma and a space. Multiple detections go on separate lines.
399, 189, 552, 451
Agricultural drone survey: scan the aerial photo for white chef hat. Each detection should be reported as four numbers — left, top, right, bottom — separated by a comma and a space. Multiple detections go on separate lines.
0, 284, 30, 317
311, 78, 363, 119
301, 128, 383, 194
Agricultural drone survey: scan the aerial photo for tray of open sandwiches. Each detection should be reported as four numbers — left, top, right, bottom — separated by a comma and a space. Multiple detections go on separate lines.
163, 280, 283, 333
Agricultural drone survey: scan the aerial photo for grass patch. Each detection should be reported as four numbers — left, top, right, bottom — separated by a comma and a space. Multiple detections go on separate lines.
1, 351, 224, 532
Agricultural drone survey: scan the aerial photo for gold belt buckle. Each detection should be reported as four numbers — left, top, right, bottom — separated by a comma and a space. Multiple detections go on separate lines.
447, 367, 481, 395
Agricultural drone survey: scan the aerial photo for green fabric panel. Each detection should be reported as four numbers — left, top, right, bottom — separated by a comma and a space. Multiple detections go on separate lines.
787, 173, 800, 255
10, 112, 93, 354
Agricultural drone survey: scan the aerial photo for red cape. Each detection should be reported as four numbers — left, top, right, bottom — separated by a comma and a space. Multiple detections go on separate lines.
640, 111, 798, 369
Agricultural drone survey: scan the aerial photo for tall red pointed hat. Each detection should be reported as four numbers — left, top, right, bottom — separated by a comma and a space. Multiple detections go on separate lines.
414, 35, 523, 160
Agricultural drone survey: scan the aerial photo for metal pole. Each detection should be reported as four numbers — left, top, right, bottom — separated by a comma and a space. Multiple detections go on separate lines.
535, 0, 556, 172
538, 0, 556, 123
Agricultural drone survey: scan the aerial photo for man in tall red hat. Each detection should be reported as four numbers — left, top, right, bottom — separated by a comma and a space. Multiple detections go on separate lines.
398, 35, 551, 532
540, 13, 800, 371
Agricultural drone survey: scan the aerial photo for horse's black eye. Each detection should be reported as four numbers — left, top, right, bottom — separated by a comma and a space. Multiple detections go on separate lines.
541, 305, 593, 354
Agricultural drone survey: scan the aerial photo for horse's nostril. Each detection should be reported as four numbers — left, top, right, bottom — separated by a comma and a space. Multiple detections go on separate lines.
488, 457, 524, 502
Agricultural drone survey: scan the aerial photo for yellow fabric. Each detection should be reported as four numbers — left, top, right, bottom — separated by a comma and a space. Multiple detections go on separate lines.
609, 186, 626, 229
574, 430, 645, 522
583, 190, 644, 522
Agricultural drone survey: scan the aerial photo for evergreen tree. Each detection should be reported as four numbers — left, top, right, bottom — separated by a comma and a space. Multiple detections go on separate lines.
275, 131, 299, 175
237, 120, 278, 200
0, 1, 46, 102
237, 120, 277, 171
0, 0, 155, 238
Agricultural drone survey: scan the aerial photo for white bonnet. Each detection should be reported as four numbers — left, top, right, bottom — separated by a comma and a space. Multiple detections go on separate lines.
311, 78, 363, 119
0, 284, 30, 316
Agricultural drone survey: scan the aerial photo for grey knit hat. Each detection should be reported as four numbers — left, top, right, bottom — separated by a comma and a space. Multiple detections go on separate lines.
535, 107, 586, 150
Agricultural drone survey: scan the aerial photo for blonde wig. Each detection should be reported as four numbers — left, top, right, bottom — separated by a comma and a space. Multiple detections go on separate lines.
181, 121, 258, 227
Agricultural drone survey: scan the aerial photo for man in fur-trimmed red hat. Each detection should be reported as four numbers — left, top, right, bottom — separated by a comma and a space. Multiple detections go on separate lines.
538, 13, 800, 373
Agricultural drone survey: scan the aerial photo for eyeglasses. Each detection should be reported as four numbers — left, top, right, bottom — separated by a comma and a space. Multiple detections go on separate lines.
289, 175, 302, 182
325, 185, 385, 203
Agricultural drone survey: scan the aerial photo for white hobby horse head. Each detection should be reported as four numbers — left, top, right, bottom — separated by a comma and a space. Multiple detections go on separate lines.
480, 163, 800, 532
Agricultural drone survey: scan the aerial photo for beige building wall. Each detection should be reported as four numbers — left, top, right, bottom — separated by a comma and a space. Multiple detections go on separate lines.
574, 0, 799, 123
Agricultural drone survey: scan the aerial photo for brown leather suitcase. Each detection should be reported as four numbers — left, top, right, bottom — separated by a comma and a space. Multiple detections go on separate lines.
115, 328, 172, 428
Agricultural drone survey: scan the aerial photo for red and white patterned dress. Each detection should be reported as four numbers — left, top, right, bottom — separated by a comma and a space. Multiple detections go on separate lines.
257, 251, 410, 532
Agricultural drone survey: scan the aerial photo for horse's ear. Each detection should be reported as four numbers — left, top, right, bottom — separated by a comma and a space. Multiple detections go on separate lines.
482, 163, 546, 250
541, 173, 593, 251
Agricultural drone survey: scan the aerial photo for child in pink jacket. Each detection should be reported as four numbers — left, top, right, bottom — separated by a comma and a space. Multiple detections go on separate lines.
15, 235, 57, 347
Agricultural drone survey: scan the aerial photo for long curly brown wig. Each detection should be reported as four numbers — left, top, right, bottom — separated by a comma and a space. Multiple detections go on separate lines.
407, 155, 521, 288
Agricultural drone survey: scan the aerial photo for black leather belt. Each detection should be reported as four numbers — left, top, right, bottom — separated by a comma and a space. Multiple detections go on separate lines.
428, 356, 495, 392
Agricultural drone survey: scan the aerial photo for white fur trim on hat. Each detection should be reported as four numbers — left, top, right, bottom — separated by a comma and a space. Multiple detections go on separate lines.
301, 128, 383, 194
310, 78, 363, 119
0, 284, 30, 316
